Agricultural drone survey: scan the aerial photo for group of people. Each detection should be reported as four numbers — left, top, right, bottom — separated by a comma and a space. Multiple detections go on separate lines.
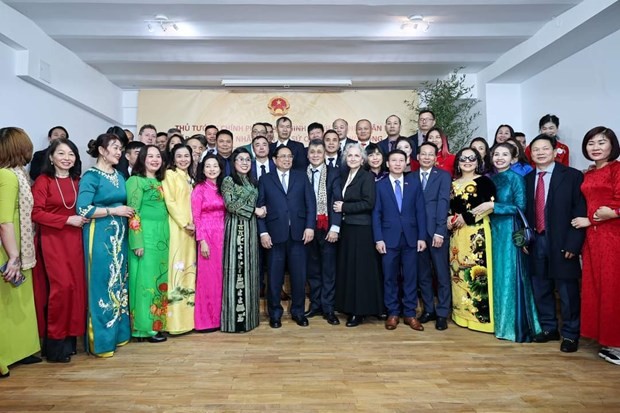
1, 111, 619, 379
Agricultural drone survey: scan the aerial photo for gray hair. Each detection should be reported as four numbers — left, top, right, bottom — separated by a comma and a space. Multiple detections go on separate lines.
342, 142, 368, 165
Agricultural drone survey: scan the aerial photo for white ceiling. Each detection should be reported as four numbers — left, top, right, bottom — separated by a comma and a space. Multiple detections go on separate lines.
5, 0, 583, 89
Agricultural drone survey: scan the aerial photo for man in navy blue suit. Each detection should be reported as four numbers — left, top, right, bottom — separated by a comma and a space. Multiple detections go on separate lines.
373, 149, 427, 331
304, 139, 342, 325
250, 135, 274, 181
258, 145, 317, 328
269, 116, 308, 171
215, 129, 234, 176
413, 141, 452, 330
323, 129, 342, 169
378, 115, 410, 157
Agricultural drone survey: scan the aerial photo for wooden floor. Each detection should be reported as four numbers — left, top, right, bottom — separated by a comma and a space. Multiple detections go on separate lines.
1, 314, 619, 413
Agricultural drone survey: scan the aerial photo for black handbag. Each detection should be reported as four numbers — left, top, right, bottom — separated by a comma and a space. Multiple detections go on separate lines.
512, 207, 535, 247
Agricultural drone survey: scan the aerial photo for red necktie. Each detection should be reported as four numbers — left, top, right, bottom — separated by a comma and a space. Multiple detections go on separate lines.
535, 172, 546, 233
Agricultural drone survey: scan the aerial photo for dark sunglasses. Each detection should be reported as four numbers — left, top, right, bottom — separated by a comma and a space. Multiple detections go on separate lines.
459, 155, 477, 162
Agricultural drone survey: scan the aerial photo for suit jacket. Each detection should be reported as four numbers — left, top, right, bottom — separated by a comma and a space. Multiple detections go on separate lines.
525, 162, 586, 279
372, 174, 426, 249
29, 149, 47, 181
409, 130, 426, 155
340, 168, 375, 226
257, 169, 316, 244
269, 140, 308, 171
115, 154, 130, 180
413, 167, 451, 239
217, 154, 233, 176
250, 159, 276, 181
308, 165, 342, 229
338, 137, 357, 154
377, 135, 410, 156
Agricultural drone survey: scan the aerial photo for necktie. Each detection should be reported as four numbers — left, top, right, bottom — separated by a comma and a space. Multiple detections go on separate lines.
535, 172, 546, 233
260, 164, 266, 178
207, 149, 214, 155
311, 169, 319, 186
422, 172, 428, 190
281, 172, 288, 194
395, 180, 403, 212
328, 158, 335, 168
389, 140, 395, 152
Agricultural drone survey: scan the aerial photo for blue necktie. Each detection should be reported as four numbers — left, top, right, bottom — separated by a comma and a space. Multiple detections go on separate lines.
422, 172, 428, 191
328, 158, 335, 168
395, 180, 403, 212
281, 173, 288, 194
260, 164, 266, 178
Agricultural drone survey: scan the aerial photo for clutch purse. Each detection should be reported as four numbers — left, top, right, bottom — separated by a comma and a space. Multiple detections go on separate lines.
512, 208, 535, 248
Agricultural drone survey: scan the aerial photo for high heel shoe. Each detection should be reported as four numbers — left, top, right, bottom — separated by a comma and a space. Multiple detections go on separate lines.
147, 332, 167, 343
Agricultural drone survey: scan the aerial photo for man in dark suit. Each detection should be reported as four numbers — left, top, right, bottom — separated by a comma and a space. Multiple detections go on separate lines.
215, 129, 234, 176
269, 116, 307, 171
323, 129, 342, 169
413, 142, 452, 330
378, 115, 410, 157
258, 145, 316, 328
372, 149, 427, 331
332, 118, 356, 154
241, 122, 268, 160
525, 134, 586, 353
304, 139, 342, 325
30, 126, 70, 181
409, 109, 436, 148
250, 135, 275, 181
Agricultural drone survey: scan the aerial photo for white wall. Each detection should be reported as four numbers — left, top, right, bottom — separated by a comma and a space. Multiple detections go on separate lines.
521, 29, 620, 170
0, 42, 114, 168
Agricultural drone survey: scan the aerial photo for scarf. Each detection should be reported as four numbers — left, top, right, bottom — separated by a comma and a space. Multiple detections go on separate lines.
10, 167, 36, 270
307, 165, 329, 230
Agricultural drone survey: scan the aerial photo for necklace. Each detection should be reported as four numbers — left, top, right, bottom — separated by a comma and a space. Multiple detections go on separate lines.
55, 176, 77, 209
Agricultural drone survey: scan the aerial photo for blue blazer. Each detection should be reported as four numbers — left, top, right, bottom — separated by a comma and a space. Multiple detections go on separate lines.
412, 167, 451, 239
257, 169, 317, 244
269, 140, 308, 171
250, 159, 276, 181
372, 174, 426, 249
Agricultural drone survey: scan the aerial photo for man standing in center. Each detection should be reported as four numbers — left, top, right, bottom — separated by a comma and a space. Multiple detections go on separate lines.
414, 141, 452, 330
269, 117, 307, 171
373, 149, 427, 331
304, 139, 342, 325
258, 145, 316, 328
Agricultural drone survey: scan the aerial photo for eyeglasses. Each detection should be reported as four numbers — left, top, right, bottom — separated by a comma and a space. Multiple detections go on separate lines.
277, 154, 294, 159
235, 158, 252, 163
419, 117, 435, 122
459, 155, 477, 162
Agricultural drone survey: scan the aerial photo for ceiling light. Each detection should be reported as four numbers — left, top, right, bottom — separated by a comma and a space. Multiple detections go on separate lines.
221, 79, 353, 88
401, 15, 430, 32
145, 14, 179, 32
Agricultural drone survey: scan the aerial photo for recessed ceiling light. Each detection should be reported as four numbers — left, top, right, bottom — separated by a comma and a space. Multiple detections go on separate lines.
401, 15, 430, 32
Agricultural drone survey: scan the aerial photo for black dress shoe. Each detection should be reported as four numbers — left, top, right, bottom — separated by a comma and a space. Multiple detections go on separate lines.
346, 315, 363, 327
435, 316, 448, 330
532, 330, 560, 343
269, 318, 282, 329
560, 338, 579, 353
18, 355, 42, 365
292, 316, 309, 327
304, 308, 323, 318
324, 312, 340, 325
147, 332, 167, 343
419, 312, 437, 324
47, 355, 71, 363
375, 313, 388, 321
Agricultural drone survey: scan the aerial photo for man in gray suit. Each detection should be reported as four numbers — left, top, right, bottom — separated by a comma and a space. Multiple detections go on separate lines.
413, 141, 452, 330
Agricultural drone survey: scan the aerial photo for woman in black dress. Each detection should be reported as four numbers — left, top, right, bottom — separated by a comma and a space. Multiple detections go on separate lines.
334, 143, 383, 327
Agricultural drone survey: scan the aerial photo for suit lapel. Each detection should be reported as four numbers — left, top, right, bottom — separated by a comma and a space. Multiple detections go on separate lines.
270, 171, 287, 195
548, 163, 566, 206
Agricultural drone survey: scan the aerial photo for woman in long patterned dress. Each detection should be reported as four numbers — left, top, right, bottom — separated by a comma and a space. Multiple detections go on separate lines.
472, 143, 542, 342
32, 138, 87, 362
221, 148, 261, 333
191, 154, 226, 332
77, 133, 135, 357
572, 126, 620, 365
448, 147, 496, 333
162, 144, 196, 334
0, 127, 40, 377
126, 145, 169, 343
